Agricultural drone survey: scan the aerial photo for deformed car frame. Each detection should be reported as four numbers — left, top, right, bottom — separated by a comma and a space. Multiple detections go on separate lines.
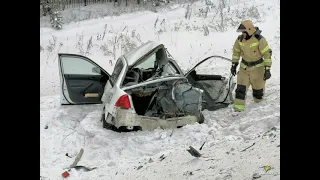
58, 41, 235, 131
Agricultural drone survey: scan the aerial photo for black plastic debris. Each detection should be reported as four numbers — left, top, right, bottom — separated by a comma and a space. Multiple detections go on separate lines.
183, 171, 193, 176
65, 153, 72, 158
159, 154, 165, 161
252, 173, 261, 179
199, 141, 206, 150
73, 166, 97, 172
187, 146, 201, 157
240, 143, 255, 152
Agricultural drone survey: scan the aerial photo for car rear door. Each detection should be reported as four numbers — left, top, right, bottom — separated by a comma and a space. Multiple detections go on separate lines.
184, 55, 235, 110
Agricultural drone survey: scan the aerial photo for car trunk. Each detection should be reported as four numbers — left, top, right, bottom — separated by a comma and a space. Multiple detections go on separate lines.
123, 78, 203, 119
129, 87, 156, 115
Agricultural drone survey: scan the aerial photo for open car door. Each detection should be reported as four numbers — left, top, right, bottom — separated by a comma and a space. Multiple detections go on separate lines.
185, 55, 236, 111
58, 53, 110, 105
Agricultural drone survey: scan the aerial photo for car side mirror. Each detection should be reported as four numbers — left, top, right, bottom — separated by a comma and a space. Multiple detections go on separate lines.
92, 67, 101, 74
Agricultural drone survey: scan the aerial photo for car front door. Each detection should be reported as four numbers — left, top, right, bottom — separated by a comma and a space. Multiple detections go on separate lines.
58, 53, 110, 105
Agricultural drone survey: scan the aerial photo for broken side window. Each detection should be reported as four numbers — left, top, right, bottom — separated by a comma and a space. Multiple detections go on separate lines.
161, 62, 180, 76
110, 58, 124, 86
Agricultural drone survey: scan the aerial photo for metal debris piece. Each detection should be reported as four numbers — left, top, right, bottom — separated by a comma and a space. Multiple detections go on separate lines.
240, 143, 255, 152
199, 141, 206, 150
252, 173, 261, 179
74, 166, 97, 172
69, 148, 84, 168
159, 154, 165, 161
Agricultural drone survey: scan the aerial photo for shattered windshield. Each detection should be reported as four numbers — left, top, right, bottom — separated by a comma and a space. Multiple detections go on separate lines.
143, 62, 181, 82
123, 49, 182, 86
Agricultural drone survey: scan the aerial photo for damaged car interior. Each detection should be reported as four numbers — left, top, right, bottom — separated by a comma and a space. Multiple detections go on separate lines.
122, 47, 204, 122
118, 47, 235, 125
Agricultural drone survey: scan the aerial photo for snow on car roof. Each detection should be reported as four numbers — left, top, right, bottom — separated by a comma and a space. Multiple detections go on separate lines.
123, 41, 164, 67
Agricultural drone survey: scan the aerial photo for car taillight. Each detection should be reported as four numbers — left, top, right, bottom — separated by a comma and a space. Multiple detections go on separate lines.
115, 94, 131, 109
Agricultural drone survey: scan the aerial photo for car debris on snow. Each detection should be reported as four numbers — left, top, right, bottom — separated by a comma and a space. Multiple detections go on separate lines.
183, 171, 193, 176
73, 165, 97, 172
262, 126, 278, 139
62, 148, 97, 177
252, 173, 261, 179
159, 154, 166, 161
61, 171, 70, 178
199, 140, 206, 150
240, 142, 255, 152
65, 153, 72, 158
68, 148, 84, 168
261, 165, 272, 172
187, 146, 202, 157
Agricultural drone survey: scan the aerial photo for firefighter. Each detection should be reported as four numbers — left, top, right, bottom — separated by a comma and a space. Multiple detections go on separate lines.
230, 20, 272, 112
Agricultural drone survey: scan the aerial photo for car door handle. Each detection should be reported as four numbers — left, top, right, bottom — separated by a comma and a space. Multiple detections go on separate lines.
89, 77, 95, 80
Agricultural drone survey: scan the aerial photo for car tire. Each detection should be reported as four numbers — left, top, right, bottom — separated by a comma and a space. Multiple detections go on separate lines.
101, 113, 108, 128
198, 112, 205, 124
102, 113, 117, 131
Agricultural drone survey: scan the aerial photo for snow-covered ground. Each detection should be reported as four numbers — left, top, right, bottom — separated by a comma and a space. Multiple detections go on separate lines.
40, 0, 280, 179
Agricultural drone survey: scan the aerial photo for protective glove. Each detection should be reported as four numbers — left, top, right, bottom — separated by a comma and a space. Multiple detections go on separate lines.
264, 67, 271, 80
231, 62, 238, 76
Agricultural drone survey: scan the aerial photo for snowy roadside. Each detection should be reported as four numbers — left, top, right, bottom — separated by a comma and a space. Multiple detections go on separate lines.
40, 0, 280, 179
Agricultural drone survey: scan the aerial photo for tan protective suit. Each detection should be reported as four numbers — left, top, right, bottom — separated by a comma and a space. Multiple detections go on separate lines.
232, 20, 272, 111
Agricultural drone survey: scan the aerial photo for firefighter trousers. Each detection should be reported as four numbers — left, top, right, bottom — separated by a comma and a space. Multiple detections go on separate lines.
234, 66, 266, 111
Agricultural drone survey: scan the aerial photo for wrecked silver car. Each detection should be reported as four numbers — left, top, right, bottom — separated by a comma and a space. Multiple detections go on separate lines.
58, 41, 235, 131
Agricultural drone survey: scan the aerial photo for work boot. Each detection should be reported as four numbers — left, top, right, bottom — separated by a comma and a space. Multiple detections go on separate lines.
232, 107, 244, 116
253, 97, 263, 103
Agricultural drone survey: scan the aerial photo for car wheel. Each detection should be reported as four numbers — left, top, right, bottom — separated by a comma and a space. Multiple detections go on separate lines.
102, 113, 118, 131
101, 113, 108, 128
198, 112, 205, 124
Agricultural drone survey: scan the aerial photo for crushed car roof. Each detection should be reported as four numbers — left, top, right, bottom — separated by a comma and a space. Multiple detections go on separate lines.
123, 41, 164, 66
